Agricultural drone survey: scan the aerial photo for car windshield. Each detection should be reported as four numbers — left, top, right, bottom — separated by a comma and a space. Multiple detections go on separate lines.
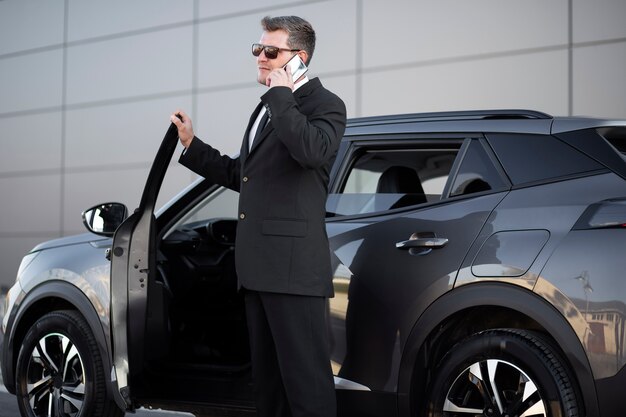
161, 185, 239, 239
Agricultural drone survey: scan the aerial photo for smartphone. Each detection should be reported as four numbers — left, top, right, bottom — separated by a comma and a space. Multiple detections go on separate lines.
283, 54, 308, 82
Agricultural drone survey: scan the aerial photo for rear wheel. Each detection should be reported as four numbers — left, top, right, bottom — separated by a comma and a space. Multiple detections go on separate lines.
15, 310, 124, 417
425, 329, 580, 417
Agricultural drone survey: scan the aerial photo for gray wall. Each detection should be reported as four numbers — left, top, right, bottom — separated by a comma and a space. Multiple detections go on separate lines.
0, 0, 625, 288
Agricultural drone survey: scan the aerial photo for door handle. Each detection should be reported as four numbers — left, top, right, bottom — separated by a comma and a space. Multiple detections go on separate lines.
396, 233, 448, 255
395, 237, 448, 249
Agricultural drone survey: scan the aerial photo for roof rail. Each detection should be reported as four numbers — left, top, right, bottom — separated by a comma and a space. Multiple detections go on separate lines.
480, 109, 552, 119
348, 109, 553, 127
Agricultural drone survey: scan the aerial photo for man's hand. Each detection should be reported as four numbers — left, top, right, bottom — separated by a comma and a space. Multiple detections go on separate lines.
266, 64, 294, 90
170, 110, 194, 148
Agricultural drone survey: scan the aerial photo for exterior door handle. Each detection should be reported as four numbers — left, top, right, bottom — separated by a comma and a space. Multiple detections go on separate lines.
396, 233, 448, 255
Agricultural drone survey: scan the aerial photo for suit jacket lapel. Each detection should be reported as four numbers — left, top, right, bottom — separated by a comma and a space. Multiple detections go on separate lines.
241, 102, 264, 163
249, 116, 273, 154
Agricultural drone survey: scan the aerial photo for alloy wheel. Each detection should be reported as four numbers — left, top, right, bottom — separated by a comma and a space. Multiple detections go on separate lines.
24, 332, 86, 416
444, 359, 546, 417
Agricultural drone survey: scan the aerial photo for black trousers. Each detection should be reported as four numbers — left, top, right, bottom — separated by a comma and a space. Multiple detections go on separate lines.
244, 290, 336, 417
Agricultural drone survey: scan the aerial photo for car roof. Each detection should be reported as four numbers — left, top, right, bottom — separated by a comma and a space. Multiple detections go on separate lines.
344, 109, 626, 137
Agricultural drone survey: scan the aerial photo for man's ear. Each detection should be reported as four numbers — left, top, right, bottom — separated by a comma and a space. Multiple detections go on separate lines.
298, 50, 309, 65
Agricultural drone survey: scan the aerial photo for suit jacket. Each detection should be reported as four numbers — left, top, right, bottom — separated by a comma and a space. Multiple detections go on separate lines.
179, 78, 347, 297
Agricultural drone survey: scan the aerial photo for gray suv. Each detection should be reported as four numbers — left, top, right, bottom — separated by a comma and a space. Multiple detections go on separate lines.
2, 110, 626, 417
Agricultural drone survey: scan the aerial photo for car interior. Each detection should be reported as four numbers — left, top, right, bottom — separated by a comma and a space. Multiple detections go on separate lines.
136, 186, 251, 402
156, 217, 248, 369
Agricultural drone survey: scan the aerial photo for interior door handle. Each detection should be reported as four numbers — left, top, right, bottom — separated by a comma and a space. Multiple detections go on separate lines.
396, 233, 448, 255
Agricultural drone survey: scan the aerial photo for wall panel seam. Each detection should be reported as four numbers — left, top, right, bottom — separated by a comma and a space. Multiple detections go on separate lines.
60, 0, 69, 235
0, 162, 152, 179
0, 0, 330, 61
0, 232, 67, 238
2, 39, 625, 119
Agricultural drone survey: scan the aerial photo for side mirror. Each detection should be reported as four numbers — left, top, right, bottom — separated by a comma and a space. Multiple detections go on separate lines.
82, 203, 128, 237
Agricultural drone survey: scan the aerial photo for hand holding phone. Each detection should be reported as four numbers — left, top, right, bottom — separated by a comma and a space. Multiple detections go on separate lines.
283, 54, 308, 82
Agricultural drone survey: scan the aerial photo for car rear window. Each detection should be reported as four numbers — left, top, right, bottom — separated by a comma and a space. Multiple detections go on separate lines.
449, 140, 508, 197
486, 133, 604, 185
598, 127, 626, 161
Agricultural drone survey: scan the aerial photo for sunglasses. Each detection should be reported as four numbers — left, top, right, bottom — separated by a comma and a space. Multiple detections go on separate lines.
252, 43, 300, 59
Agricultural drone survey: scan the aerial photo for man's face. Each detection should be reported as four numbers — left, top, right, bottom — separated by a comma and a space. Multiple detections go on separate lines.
256, 29, 295, 85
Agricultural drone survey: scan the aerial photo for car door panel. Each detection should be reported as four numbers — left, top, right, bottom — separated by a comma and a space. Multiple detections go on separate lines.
327, 193, 506, 392
325, 133, 511, 395
109, 122, 179, 406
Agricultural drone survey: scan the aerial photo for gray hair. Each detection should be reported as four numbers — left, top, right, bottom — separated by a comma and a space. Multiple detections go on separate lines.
261, 15, 316, 64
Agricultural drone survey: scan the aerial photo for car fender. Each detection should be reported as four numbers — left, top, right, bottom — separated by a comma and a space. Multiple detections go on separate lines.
396, 282, 599, 417
2, 280, 119, 405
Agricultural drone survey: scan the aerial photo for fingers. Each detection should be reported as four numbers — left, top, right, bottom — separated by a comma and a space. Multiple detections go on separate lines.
171, 110, 193, 132
170, 109, 187, 125
266, 68, 294, 90
170, 109, 194, 148
266, 69, 281, 87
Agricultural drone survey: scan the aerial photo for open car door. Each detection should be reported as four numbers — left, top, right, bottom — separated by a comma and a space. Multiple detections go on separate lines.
109, 121, 179, 408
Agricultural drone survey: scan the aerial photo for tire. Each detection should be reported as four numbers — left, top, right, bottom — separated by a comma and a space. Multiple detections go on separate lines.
425, 328, 580, 417
15, 310, 124, 417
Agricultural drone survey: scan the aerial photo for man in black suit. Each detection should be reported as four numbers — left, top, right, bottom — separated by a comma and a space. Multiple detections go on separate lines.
171, 15, 346, 417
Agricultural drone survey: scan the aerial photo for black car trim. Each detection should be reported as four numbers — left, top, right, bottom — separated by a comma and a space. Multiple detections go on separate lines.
345, 118, 553, 137
2, 280, 115, 400
138, 122, 180, 212
595, 365, 626, 417
396, 282, 599, 417
507, 169, 611, 191
551, 117, 626, 134
556, 128, 626, 182
440, 138, 471, 199
485, 132, 607, 186
344, 132, 478, 141
327, 141, 355, 196
478, 137, 513, 189
347, 109, 552, 128
328, 140, 350, 192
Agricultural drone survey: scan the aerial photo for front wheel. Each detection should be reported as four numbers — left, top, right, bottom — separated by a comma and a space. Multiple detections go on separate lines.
15, 310, 124, 417
425, 329, 580, 417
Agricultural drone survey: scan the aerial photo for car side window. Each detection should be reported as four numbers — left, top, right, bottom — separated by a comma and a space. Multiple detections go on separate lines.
449, 139, 508, 197
326, 145, 459, 217
486, 133, 605, 185
184, 187, 239, 223
163, 186, 239, 238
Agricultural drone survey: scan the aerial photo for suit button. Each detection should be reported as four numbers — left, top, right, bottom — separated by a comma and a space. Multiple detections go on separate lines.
242, 176, 248, 182
239, 213, 246, 220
